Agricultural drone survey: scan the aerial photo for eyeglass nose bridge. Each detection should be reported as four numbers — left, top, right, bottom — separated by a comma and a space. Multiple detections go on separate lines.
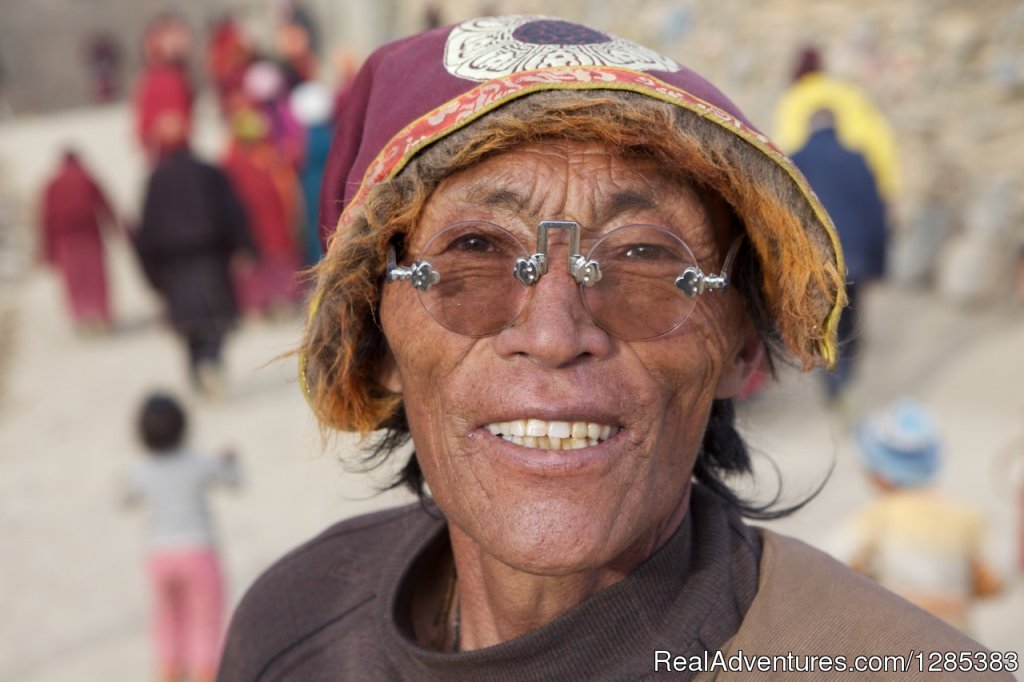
513, 220, 602, 287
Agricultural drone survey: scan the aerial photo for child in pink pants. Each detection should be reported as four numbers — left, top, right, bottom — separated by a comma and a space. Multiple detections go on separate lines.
125, 393, 241, 682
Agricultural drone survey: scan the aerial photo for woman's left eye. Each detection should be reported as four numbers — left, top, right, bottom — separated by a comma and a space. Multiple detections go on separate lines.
451, 234, 494, 252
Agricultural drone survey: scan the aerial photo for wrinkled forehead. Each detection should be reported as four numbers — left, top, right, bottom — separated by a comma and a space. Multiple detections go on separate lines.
407, 140, 734, 257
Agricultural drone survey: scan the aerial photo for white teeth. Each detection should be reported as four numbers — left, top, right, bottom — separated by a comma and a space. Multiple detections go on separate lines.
526, 419, 547, 437
548, 421, 571, 439
484, 418, 617, 450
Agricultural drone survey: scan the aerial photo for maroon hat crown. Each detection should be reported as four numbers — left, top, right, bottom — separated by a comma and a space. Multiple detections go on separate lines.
318, 15, 793, 247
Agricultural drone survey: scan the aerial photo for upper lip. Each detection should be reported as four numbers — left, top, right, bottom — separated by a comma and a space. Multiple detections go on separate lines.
475, 405, 623, 429
467, 372, 629, 429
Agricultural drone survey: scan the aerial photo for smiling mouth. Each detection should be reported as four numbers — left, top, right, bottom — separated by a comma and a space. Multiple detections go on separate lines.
484, 418, 617, 451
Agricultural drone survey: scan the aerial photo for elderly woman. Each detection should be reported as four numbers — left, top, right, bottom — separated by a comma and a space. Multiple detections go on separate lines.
221, 16, 1002, 680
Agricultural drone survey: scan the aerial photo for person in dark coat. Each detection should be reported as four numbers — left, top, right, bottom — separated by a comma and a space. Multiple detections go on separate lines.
136, 115, 253, 396
39, 149, 118, 331
791, 108, 888, 401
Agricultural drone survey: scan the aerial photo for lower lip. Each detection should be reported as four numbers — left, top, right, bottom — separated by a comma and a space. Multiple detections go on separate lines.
473, 428, 625, 476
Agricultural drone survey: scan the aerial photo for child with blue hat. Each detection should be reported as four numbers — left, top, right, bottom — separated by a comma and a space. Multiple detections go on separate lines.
858, 398, 942, 488
835, 398, 1003, 631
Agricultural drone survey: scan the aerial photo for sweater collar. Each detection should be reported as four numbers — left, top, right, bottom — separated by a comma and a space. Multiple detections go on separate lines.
377, 485, 761, 680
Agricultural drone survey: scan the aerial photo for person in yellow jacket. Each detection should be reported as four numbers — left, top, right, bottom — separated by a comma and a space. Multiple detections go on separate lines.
774, 46, 899, 200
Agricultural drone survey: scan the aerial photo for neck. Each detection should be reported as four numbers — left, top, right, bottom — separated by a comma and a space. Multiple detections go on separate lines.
447, 490, 689, 650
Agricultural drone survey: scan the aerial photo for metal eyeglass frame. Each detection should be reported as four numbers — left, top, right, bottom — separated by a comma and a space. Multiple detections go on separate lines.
386, 219, 743, 300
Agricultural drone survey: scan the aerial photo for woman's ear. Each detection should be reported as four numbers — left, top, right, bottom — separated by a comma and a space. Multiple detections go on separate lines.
714, 326, 765, 399
376, 348, 403, 394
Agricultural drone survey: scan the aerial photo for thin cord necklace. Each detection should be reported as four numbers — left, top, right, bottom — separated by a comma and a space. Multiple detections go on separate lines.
449, 589, 461, 652
437, 565, 460, 652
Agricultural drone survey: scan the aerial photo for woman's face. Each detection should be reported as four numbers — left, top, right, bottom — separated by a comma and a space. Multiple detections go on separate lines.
379, 141, 760, 576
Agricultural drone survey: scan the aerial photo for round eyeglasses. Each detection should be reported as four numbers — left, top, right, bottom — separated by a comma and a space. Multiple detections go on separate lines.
385, 220, 742, 341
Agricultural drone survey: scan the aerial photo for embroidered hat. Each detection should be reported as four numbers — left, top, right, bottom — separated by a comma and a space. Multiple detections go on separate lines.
857, 399, 942, 488
305, 16, 847, 431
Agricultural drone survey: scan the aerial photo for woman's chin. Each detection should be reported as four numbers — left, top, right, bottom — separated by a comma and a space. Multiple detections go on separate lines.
455, 497, 648, 577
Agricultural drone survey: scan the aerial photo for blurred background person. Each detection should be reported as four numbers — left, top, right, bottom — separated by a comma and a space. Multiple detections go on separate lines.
124, 392, 242, 682
830, 398, 1004, 632
135, 13, 195, 163
135, 113, 253, 396
83, 31, 123, 104
288, 80, 333, 267
205, 14, 252, 118
38, 148, 118, 333
275, 0, 320, 63
773, 45, 899, 203
275, 15, 317, 91
423, 2, 444, 30
222, 106, 302, 317
792, 108, 888, 404
241, 59, 303, 168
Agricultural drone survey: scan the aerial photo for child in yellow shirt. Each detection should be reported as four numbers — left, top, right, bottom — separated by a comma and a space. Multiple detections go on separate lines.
835, 399, 1002, 631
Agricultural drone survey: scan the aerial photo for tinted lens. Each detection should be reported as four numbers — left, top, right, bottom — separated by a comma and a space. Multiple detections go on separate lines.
414, 221, 530, 336
581, 225, 699, 339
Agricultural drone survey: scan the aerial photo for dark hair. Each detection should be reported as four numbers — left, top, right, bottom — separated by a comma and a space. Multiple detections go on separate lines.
138, 392, 186, 453
792, 46, 823, 82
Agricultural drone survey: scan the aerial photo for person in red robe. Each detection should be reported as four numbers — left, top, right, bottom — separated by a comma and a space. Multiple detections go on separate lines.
135, 15, 194, 162
222, 108, 302, 317
39, 150, 118, 331
206, 15, 251, 117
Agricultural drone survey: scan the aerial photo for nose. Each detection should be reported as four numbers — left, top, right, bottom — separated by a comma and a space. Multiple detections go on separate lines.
491, 242, 613, 368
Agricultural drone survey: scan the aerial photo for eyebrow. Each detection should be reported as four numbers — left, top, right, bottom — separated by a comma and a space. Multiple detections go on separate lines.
602, 191, 657, 222
473, 187, 660, 221
480, 188, 529, 214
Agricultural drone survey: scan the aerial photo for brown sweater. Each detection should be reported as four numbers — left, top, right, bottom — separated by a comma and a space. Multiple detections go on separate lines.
219, 487, 1007, 680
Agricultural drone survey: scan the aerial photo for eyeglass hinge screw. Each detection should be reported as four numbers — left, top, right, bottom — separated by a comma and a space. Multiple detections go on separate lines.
570, 256, 602, 287
676, 268, 728, 298
514, 256, 542, 285
388, 261, 440, 291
